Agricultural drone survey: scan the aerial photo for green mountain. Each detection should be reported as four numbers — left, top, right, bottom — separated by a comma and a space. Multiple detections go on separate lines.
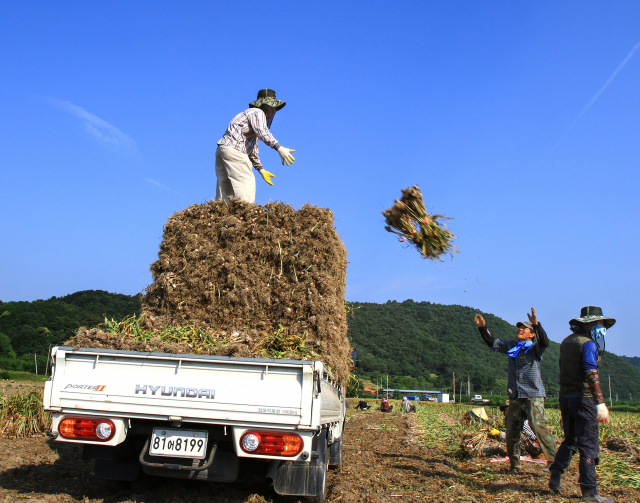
347, 300, 640, 399
624, 356, 640, 372
0, 290, 141, 372
2, 291, 638, 399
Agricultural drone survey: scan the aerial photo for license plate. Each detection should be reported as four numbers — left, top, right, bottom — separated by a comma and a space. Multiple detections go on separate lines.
149, 428, 208, 459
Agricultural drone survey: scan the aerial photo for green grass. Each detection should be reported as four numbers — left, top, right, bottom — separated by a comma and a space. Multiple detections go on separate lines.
0, 370, 48, 383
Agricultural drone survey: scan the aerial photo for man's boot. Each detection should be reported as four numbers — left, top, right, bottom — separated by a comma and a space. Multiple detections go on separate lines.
548, 470, 562, 493
581, 485, 613, 503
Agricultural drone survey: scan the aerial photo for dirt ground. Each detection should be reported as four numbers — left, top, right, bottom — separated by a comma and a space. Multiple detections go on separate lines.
0, 408, 637, 502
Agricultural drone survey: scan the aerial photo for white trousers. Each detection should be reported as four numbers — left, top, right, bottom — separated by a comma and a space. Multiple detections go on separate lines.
215, 145, 256, 203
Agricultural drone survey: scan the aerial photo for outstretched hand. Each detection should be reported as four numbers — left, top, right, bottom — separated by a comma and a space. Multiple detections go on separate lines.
277, 146, 296, 166
474, 314, 486, 328
260, 169, 276, 186
527, 307, 538, 325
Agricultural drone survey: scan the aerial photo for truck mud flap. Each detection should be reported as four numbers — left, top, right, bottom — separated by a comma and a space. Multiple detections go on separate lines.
94, 456, 141, 482
328, 437, 342, 468
87, 440, 141, 482
274, 429, 327, 497
139, 438, 239, 482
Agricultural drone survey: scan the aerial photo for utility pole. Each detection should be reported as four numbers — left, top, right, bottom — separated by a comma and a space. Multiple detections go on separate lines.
386, 375, 389, 400
45, 344, 51, 376
608, 375, 612, 408
467, 374, 470, 396
452, 371, 455, 399
460, 380, 462, 402
34, 353, 37, 375
616, 392, 618, 402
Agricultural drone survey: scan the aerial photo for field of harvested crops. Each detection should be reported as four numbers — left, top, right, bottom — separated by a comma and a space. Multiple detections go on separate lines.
414, 402, 640, 500
1, 392, 639, 502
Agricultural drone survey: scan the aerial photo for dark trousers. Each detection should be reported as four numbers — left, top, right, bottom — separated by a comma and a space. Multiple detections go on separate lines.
549, 397, 599, 489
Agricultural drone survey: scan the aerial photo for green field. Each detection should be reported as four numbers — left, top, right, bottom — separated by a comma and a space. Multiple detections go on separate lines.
0, 370, 48, 383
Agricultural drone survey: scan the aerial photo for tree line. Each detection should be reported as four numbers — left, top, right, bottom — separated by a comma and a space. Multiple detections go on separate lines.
0, 290, 141, 373
1, 292, 638, 400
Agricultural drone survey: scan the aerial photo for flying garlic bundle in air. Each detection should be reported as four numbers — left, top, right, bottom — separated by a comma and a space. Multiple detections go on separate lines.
383, 185, 458, 261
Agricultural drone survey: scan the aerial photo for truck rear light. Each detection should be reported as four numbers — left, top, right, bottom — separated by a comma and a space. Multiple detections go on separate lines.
58, 417, 116, 441
240, 430, 303, 457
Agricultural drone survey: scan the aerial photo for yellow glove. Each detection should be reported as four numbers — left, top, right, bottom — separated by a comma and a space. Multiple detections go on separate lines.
277, 146, 296, 166
260, 169, 276, 186
489, 428, 501, 437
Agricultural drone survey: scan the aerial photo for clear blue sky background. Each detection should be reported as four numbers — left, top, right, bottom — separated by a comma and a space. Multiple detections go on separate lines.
1, 2, 639, 358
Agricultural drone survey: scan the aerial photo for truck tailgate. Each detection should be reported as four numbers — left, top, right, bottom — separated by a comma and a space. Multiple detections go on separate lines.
45, 347, 315, 427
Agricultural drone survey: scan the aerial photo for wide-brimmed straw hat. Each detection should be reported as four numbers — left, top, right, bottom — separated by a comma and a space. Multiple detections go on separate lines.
249, 89, 286, 111
570, 306, 616, 329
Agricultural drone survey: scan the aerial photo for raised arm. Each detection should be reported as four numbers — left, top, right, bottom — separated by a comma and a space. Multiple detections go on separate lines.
527, 307, 549, 354
533, 323, 549, 348
475, 314, 493, 348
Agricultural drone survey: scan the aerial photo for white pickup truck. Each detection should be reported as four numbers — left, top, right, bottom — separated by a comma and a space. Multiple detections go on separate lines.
43, 346, 346, 502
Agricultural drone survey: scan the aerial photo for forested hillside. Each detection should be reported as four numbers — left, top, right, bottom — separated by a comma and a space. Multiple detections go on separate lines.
348, 300, 640, 398
625, 356, 640, 372
2, 291, 639, 399
0, 290, 141, 372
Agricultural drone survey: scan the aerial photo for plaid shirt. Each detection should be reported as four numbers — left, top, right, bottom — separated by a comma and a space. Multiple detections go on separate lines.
522, 420, 537, 441
217, 108, 281, 170
479, 324, 549, 398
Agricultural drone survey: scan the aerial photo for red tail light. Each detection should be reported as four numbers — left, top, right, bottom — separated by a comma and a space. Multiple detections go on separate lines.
240, 430, 303, 456
58, 416, 116, 441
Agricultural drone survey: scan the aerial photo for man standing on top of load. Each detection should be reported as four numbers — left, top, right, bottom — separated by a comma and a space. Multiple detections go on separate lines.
548, 306, 615, 503
216, 88, 296, 203
474, 308, 556, 474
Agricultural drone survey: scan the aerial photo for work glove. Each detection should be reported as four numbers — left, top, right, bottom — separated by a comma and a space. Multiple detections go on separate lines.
596, 403, 609, 423
277, 146, 296, 166
259, 169, 276, 186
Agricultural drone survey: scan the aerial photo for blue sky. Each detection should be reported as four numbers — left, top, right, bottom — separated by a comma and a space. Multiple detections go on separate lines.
1, 2, 640, 358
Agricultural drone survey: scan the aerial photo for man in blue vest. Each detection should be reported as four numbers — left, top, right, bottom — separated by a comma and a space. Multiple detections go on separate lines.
548, 306, 614, 503
474, 308, 556, 473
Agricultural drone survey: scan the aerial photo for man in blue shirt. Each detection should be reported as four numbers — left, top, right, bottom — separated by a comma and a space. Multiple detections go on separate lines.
474, 307, 556, 473
548, 306, 614, 503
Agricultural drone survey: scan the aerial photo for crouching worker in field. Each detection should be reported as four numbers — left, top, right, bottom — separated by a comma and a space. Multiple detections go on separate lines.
380, 397, 394, 412
401, 397, 416, 413
474, 308, 556, 473
548, 306, 615, 503
355, 399, 371, 410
